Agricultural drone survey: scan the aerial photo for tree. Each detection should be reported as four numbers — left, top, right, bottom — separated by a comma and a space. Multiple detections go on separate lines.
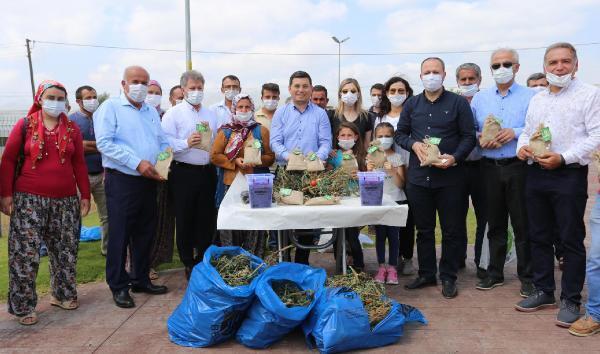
98, 92, 110, 104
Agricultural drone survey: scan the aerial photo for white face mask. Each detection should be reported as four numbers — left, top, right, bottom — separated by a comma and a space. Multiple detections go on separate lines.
82, 98, 99, 113
186, 90, 204, 105
175, 99, 183, 105
371, 95, 381, 107
422, 73, 443, 92
42, 99, 66, 117
388, 94, 407, 107
458, 84, 479, 97
235, 111, 253, 122
341, 92, 358, 105
127, 83, 148, 103
546, 71, 573, 88
378, 137, 394, 150
492, 67, 514, 85
262, 99, 279, 111
338, 139, 355, 150
530, 86, 546, 93
224, 89, 240, 101
145, 94, 162, 108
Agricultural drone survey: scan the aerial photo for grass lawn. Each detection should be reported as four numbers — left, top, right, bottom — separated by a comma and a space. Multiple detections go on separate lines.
0, 207, 478, 302
0, 211, 183, 302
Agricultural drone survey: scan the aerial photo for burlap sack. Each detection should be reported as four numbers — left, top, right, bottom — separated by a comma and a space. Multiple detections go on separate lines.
480, 115, 502, 146
277, 188, 304, 205
367, 140, 386, 169
286, 149, 307, 171
155, 147, 173, 180
420, 138, 442, 167
304, 196, 340, 206
306, 151, 325, 172
243, 136, 263, 166
192, 122, 212, 151
529, 123, 551, 157
341, 153, 359, 174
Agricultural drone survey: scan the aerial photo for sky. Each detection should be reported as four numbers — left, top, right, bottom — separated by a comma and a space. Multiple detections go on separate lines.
1, 0, 599, 110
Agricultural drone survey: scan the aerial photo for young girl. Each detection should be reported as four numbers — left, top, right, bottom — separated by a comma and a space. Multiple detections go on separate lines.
368, 122, 407, 285
327, 121, 367, 271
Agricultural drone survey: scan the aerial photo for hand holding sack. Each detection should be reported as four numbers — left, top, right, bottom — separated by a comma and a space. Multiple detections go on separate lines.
529, 123, 552, 157
420, 137, 442, 167
480, 115, 502, 146
276, 188, 304, 205
367, 141, 386, 169
306, 152, 325, 172
155, 147, 173, 179
341, 153, 359, 174
243, 136, 263, 166
287, 148, 307, 171
193, 122, 212, 151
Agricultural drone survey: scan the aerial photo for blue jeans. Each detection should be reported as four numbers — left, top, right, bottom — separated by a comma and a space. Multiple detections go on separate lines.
586, 196, 600, 321
376, 225, 399, 266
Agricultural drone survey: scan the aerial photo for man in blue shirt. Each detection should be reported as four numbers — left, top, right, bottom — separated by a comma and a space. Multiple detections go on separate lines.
395, 57, 475, 299
94, 65, 171, 308
270, 71, 332, 264
70, 85, 109, 257
471, 48, 535, 297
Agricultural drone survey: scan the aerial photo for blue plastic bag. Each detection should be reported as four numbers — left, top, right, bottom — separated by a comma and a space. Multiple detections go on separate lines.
302, 287, 427, 354
167, 246, 266, 347
236, 262, 326, 348
80, 226, 101, 242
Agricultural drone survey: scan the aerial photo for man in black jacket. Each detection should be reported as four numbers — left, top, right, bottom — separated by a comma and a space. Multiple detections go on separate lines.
395, 57, 476, 299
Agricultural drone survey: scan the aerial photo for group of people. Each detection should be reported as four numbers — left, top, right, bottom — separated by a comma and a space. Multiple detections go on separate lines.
0, 41, 598, 338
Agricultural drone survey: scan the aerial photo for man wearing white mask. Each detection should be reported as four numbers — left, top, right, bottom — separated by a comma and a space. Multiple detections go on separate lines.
455, 63, 487, 278
254, 83, 280, 131
210, 74, 241, 127
70, 85, 109, 256
161, 70, 219, 280
94, 66, 171, 308
515, 42, 600, 328
395, 57, 475, 299
526, 73, 548, 89
471, 48, 535, 298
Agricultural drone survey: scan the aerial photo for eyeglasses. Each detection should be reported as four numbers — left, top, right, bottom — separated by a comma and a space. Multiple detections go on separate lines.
491, 62, 513, 70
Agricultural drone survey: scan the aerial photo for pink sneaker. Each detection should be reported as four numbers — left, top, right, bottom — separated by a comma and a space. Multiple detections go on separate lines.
386, 266, 399, 285
374, 266, 387, 284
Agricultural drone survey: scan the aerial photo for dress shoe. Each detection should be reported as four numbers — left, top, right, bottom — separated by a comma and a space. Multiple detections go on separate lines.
442, 280, 458, 299
113, 289, 135, 308
131, 283, 168, 295
404, 276, 437, 290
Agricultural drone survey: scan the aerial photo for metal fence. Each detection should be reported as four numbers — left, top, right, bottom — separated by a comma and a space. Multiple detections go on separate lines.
0, 110, 27, 154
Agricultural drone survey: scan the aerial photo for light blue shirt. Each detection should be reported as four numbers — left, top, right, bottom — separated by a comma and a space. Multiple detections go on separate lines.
471, 82, 535, 159
94, 94, 170, 175
270, 102, 332, 164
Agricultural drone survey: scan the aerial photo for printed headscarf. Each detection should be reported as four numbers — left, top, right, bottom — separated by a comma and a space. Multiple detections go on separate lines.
222, 93, 258, 160
26, 80, 74, 168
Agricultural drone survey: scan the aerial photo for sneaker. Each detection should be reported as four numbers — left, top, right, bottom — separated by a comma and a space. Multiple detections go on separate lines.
556, 299, 581, 328
515, 290, 556, 312
476, 277, 504, 290
519, 282, 535, 298
402, 258, 416, 276
568, 314, 600, 337
386, 266, 399, 285
374, 266, 387, 284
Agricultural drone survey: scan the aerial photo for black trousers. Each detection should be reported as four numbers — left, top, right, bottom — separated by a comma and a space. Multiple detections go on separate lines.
482, 158, 532, 283
293, 231, 314, 265
462, 161, 487, 266
406, 181, 468, 281
333, 227, 365, 269
105, 170, 157, 292
398, 200, 415, 260
169, 162, 217, 268
526, 164, 588, 304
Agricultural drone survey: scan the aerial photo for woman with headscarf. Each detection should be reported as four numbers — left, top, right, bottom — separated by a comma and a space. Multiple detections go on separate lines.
211, 93, 274, 256
142, 79, 175, 280
0, 80, 91, 325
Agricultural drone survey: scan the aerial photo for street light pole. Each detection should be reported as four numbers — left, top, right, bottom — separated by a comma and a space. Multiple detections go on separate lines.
331, 36, 350, 86
185, 0, 192, 70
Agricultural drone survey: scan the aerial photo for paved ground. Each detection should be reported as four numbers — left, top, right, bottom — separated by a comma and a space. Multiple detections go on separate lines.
1, 172, 599, 353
